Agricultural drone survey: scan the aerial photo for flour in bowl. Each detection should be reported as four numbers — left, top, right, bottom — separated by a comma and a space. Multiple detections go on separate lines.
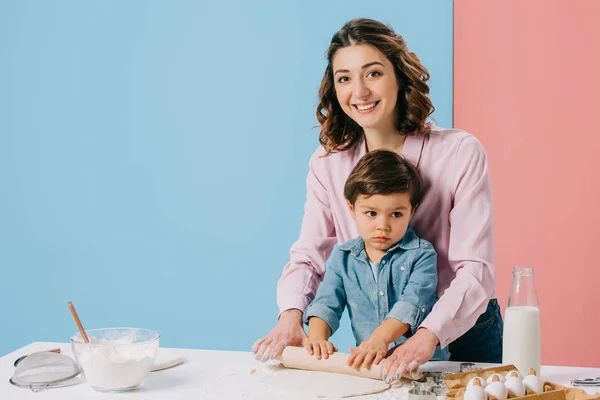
75, 336, 157, 391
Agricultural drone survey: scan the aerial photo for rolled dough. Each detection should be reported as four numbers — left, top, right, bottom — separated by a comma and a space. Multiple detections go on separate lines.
203, 348, 419, 399
202, 364, 391, 399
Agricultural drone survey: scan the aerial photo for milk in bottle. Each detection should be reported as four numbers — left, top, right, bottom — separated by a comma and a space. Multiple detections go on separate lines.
502, 266, 541, 375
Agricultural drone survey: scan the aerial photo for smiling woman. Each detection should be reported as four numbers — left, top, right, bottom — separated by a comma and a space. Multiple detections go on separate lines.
316, 18, 433, 156
253, 17, 502, 382
333, 48, 399, 133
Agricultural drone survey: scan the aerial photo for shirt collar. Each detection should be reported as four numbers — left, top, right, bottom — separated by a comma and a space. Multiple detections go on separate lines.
354, 125, 428, 169
339, 226, 420, 258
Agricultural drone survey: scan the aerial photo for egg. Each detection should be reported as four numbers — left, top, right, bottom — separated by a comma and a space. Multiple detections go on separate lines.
468, 377, 487, 388
522, 369, 542, 394
505, 370, 523, 380
485, 376, 508, 400
505, 375, 525, 397
465, 378, 487, 400
486, 373, 506, 384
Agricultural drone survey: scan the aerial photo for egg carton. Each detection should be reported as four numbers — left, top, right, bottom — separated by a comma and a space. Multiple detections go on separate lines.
442, 364, 600, 400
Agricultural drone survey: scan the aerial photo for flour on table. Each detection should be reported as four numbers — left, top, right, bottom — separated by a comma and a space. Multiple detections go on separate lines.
151, 348, 185, 372
202, 362, 393, 399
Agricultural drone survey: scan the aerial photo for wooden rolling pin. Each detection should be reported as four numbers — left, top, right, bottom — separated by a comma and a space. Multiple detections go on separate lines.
275, 346, 423, 381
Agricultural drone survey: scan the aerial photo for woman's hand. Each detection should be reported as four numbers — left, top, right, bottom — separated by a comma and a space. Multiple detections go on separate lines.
252, 309, 310, 362
382, 328, 439, 382
346, 335, 388, 370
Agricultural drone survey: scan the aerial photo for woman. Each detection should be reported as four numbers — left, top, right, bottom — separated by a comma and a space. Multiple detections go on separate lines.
252, 18, 502, 381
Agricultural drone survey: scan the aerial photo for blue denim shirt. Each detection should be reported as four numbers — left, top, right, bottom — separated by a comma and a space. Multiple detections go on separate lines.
304, 226, 441, 350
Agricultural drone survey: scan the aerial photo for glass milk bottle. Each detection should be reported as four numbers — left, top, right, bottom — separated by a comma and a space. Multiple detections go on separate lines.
502, 266, 541, 375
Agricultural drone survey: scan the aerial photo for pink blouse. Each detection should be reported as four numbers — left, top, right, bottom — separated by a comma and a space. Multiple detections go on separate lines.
277, 123, 496, 348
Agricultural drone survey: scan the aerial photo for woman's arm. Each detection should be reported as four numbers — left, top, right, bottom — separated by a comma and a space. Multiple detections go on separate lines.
253, 149, 338, 360
383, 135, 495, 380
419, 135, 495, 348
277, 150, 338, 315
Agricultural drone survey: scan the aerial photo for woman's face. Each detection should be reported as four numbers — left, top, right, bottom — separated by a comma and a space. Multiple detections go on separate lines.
332, 44, 400, 132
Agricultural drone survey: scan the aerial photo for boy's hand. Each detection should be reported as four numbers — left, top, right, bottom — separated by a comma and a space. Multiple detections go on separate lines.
307, 339, 337, 360
347, 335, 389, 370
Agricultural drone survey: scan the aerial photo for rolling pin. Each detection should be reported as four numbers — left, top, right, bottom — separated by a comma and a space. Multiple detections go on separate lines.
275, 346, 423, 381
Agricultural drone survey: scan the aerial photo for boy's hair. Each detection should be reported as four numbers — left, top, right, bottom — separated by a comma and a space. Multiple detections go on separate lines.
344, 149, 423, 209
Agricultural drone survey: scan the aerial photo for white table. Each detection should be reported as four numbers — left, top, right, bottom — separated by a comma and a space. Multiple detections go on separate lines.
1, 342, 599, 399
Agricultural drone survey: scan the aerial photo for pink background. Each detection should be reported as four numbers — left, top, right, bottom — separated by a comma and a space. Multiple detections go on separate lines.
454, 1, 600, 366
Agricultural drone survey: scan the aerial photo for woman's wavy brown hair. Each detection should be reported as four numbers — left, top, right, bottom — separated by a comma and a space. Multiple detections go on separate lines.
317, 18, 434, 156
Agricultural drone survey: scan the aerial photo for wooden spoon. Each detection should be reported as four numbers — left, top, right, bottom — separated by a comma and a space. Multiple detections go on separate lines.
68, 302, 89, 343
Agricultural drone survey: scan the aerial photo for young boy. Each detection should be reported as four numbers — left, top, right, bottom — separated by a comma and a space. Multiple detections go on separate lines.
304, 149, 444, 377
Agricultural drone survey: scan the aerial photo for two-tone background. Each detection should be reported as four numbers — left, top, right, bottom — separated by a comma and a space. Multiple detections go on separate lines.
1, 0, 597, 367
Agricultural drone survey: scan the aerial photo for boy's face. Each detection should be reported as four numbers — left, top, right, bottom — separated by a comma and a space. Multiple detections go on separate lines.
348, 193, 413, 260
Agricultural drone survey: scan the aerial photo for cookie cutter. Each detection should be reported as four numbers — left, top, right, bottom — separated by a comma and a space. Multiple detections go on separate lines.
408, 388, 436, 400
571, 377, 600, 387
434, 386, 448, 395
460, 362, 481, 372
410, 372, 449, 396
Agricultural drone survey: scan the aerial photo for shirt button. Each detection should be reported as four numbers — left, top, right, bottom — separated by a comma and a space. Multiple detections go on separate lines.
379, 291, 385, 296
400, 266, 405, 271
421, 307, 426, 312
381, 260, 386, 265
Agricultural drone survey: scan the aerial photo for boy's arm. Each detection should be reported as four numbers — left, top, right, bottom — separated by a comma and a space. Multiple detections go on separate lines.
348, 245, 437, 371
347, 312, 411, 370
370, 318, 409, 345
304, 247, 347, 337
387, 243, 438, 335
308, 317, 332, 340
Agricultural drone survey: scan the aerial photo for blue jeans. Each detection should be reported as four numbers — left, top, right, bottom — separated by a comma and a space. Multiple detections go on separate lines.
448, 299, 503, 362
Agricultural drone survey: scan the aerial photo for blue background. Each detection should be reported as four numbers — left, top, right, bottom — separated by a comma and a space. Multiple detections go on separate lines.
0, 0, 452, 357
